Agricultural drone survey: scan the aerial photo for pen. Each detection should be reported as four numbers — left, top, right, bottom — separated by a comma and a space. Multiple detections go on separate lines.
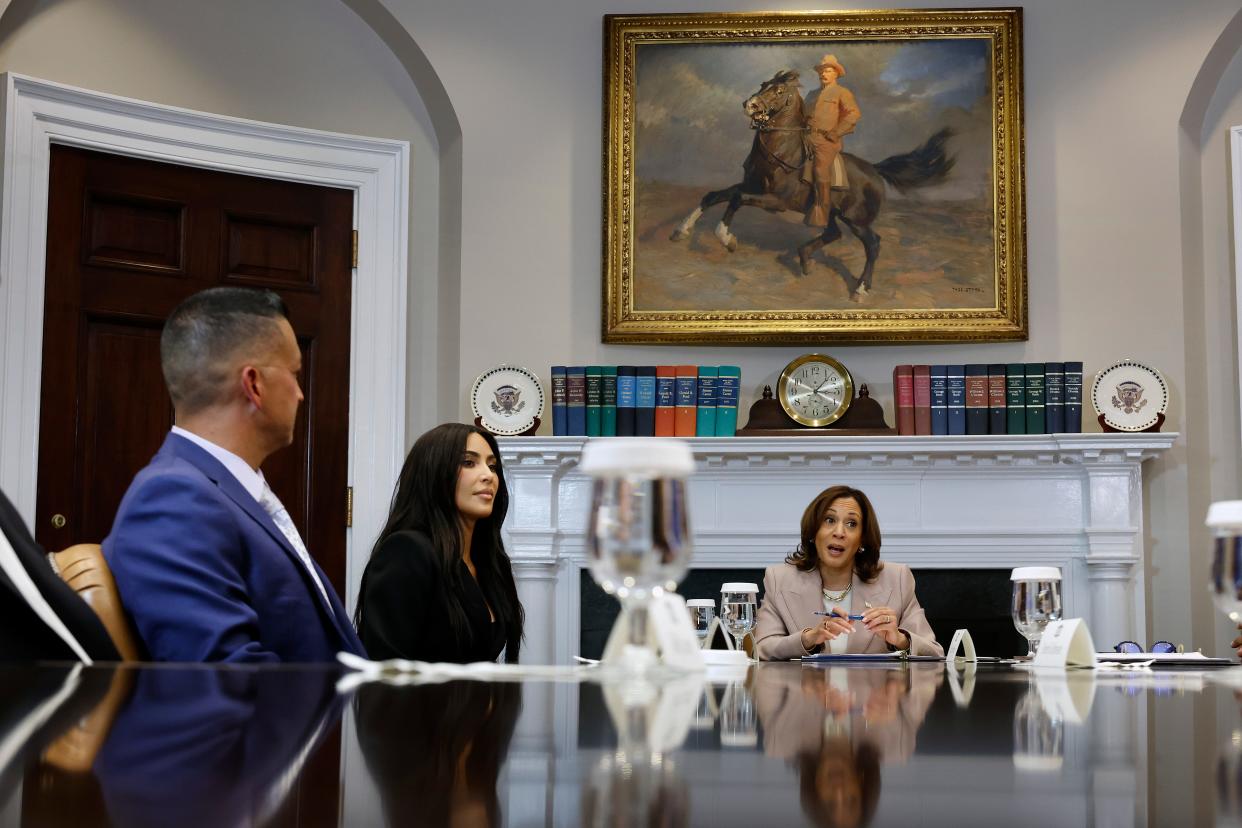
813, 611, 865, 620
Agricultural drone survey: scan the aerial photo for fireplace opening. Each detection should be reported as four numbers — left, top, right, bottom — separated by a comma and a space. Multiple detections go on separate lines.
578, 568, 1025, 659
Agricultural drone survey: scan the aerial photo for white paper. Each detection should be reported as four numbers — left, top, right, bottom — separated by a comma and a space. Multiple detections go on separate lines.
946, 628, 979, 666
601, 593, 707, 671
1032, 618, 1098, 670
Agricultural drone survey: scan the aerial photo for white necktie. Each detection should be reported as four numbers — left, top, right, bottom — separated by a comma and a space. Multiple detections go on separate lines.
258, 483, 331, 607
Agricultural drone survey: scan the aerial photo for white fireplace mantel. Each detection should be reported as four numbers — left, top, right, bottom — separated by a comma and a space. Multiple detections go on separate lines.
498, 434, 1176, 664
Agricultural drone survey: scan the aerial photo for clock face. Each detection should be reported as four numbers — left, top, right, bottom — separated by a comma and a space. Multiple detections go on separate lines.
777, 354, 854, 427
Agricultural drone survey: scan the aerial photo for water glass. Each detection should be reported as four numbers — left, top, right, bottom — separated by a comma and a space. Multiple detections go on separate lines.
1207, 501, 1242, 622
1010, 567, 1062, 656
686, 599, 716, 642
581, 439, 695, 665
720, 583, 758, 654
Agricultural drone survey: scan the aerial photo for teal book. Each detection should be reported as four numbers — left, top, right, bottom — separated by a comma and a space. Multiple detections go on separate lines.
716, 366, 741, 436
695, 366, 718, 436
585, 366, 603, 437
1025, 363, 1046, 434
1006, 364, 1026, 434
601, 366, 618, 436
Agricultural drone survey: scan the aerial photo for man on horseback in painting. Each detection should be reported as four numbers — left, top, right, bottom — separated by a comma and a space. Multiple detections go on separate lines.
803, 54, 860, 227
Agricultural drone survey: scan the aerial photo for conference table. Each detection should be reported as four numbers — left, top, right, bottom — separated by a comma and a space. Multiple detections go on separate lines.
2, 658, 1240, 826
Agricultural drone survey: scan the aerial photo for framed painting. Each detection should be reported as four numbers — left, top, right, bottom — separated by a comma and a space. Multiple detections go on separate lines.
602, 8, 1025, 343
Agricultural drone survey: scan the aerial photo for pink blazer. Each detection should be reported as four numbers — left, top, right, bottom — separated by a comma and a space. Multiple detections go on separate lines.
754, 561, 943, 660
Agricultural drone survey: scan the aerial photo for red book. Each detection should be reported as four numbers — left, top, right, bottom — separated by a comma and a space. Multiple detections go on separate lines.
913, 365, 931, 435
965, 365, 990, 435
674, 365, 698, 437
893, 365, 915, 436
655, 366, 676, 436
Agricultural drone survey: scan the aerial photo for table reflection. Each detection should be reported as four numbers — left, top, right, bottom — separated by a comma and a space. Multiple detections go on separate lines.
2, 661, 1241, 826
753, 665, 942, 827
354, 680, 521, 828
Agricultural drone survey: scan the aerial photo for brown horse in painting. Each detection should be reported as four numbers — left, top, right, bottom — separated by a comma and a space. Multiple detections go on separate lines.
669, 69, 956, 301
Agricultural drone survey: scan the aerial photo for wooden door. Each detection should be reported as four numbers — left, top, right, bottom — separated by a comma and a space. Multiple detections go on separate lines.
35, 145, 354, 596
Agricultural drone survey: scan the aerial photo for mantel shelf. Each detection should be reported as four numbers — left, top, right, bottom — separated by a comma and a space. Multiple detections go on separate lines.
498, 433, 1176, 465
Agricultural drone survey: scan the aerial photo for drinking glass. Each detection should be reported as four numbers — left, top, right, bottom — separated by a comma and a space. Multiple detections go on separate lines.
720, 583, 758, 656
686, 599, 715, 643
581, 439, 695, 666
1207, 501, 1242, 623
1010, 567, 1062, 656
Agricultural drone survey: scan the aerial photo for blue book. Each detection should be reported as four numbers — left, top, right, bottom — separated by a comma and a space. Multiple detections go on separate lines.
946, 365, 966, 435
716, 366, 741, 436
550, 366, 567, 436
929, 365, 948, 435
1064, 361, 1083, 433
616, 366, 637, 436
566, 366, 586, 436
635, 367, 657, 436
1045, 362, 1065, 433
695, 367, 718, 436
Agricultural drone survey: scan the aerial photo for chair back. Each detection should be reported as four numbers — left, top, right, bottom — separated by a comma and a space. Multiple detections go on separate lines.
48, 544, 141, 661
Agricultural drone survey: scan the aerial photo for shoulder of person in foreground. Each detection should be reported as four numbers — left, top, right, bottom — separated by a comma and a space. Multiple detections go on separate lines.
103, 468, 278, 663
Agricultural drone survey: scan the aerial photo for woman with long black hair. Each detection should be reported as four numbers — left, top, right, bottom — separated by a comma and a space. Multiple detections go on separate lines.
356, 423, 524, 663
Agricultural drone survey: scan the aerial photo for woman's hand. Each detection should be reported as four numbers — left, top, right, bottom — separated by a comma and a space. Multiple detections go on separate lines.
801, 613, 854, 651
862, 606, 910, 650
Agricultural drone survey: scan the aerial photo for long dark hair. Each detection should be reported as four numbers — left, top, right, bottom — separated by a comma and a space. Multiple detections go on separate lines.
786, 485, 883, 582
358, 423, 524, 662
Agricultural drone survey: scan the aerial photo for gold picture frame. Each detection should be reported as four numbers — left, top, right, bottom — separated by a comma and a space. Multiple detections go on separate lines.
603, 8, 1025, 344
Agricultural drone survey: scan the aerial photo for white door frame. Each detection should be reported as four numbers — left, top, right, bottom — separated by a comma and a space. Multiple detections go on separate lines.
0, 73, 409, 608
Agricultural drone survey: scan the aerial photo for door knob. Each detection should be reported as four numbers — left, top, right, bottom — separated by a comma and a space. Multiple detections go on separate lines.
50, 513, 67, 529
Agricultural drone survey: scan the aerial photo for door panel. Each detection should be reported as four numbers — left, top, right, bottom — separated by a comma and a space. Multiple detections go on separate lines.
37, 145, 354, 597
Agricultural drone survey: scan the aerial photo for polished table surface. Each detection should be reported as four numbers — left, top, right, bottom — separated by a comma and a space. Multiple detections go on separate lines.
2, 659, 1242, 827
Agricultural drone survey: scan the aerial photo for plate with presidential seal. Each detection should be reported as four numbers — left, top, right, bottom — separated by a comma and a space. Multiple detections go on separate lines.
471, 364, 544, 436
1091, 359, 1168, 432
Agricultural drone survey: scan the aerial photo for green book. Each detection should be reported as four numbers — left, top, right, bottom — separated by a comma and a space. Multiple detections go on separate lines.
1006, 363, 1026, 434
585, 366, 603, 437
601, 366, 618, 436
1024, 363, 1046, 434
695, 366, 718, 436
715, 366, 741, 436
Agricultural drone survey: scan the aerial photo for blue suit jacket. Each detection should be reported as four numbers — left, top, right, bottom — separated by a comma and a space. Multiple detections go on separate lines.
103, 433, 366, 663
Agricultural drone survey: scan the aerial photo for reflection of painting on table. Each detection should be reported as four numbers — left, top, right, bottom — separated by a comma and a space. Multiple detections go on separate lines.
603, 10, 1026, 344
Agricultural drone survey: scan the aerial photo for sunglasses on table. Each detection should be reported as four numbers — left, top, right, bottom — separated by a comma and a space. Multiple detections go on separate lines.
1113, 640, 1181, 654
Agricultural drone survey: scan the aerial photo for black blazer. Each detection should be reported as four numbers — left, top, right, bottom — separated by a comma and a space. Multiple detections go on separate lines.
0, 488, 119, 662
358, 530, 506, 663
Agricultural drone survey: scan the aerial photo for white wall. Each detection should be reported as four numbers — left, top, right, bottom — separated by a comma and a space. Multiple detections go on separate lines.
0, 0, 1241, 652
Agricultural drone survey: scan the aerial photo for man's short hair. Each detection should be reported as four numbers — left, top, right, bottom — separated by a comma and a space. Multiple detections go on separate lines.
160, 287, 290, 413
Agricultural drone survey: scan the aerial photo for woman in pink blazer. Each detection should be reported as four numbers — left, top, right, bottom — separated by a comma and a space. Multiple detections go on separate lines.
754, 485, 942, 660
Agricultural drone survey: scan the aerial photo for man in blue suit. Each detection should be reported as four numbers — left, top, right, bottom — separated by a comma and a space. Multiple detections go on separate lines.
103, 288, 365, 662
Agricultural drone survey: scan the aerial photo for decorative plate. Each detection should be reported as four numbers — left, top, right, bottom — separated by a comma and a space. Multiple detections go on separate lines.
1091, 360, 1168, 432
470, 364, 544, 436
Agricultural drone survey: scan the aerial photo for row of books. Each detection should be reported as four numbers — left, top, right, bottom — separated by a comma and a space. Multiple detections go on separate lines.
551, 366, 741, 437
893, 363, 1084, 435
